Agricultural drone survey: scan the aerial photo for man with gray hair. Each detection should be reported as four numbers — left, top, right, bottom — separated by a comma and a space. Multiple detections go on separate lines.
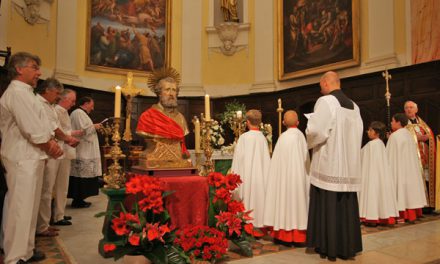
0, 52, 63, 264
35, 78, 79, 237
404, 100, 437, 212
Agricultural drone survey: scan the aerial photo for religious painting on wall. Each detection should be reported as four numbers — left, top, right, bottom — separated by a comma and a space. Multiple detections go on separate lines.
278, 0, 360, 80
86, 0, 171, 75
411, 0, 440, 64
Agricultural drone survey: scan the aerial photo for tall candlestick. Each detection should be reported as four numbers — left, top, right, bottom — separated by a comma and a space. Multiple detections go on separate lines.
194, 118, 201, 152
205, 94, 211, 121
114, 85, 122, 118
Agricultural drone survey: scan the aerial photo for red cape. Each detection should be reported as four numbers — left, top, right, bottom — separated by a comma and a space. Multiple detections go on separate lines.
136, 108, 189, 155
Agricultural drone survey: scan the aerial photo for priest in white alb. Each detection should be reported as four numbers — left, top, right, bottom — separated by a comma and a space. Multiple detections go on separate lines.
359, 121, 399, 226
231, 109, 270, 232
263, 110, 310, 245
306, 71, 363, 261
387, 113, 427, 223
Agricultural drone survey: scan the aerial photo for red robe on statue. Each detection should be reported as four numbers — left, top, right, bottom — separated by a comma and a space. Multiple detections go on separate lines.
136, 108, 189, 156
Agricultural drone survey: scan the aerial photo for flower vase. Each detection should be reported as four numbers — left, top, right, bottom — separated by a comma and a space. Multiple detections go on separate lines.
191, 260, 212, 264
123, 255, 151, 264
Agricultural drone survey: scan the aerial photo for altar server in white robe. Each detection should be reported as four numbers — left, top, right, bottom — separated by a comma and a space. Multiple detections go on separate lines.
359, 121, 399, 226
306, 71, 363, 261
387, 113, 427, 223
0, 52, 63, 264
231, 109, 270, 230
68, 97, 102, 208
263, 110, 310, 245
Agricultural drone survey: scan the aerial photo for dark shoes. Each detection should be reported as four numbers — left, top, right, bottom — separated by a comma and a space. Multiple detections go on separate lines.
14, 249, 46, 263
71, 200, 91, 208
53, 219, 72, 226
64, 215, 72, 221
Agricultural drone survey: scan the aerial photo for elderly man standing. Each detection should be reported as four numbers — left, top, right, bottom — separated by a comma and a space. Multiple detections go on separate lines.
0, 52, 63, 264
53, 89, 83, 224
35, 79, 80, 237
306, 71, 363, 261
404, 101, 438, 212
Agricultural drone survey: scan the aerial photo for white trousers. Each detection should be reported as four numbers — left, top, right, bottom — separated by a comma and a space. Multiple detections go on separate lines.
1, 158, 45, 264
37, 159, 60, 233
53, 159, 71, 222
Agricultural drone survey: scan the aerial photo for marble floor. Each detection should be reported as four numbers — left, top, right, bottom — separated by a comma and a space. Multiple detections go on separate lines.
59, 193, 440, 264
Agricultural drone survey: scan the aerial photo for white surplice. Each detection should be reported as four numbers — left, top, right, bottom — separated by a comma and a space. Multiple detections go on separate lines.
386, 128, 427, 211
231, 130, 270, 228
263, 127, 310, 231
70, 108, 102, 177
306, 95, 363, 192
359, 139, 399, 220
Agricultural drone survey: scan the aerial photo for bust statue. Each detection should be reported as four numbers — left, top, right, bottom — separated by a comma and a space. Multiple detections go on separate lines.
136, 68, 192, 169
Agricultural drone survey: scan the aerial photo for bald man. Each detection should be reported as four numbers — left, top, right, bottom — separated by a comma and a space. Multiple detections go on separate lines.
306, 71, 363, 260
263, 110, 310, 246
404, 101, 437, 211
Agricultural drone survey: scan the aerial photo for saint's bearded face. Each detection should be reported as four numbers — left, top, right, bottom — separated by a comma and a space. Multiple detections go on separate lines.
159, 81, 178, 108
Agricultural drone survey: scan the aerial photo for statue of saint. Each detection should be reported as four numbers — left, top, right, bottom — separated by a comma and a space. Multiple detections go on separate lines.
136, 68, 192, 168
221, 0, 239, 23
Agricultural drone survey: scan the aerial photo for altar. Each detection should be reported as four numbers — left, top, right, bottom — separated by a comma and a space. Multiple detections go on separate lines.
189, 149, 233, 175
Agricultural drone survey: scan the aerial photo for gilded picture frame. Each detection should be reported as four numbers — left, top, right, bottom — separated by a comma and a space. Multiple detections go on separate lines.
278, 0, 360, 80
86, 0, 171, 76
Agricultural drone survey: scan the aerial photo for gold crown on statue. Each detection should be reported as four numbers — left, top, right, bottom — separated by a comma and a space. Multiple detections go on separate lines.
146, 67, 181, 92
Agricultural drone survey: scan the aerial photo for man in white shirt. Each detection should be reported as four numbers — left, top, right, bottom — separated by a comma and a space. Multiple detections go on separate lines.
0, 52, 63, 264
306, 71, 363, 261
53, 89, 83, 225
35, 79, 79, 237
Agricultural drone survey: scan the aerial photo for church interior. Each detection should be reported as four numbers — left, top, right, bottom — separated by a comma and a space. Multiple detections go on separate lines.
1, 0, 440, 263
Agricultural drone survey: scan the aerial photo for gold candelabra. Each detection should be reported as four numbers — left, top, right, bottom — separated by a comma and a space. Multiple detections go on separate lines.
103, 118, 126, 189
230, 115, 245, 143
99, 122, 114, 147
277, 98, 283, 137
201, 114, 215, 175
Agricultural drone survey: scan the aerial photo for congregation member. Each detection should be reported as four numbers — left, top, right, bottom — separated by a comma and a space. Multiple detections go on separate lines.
358, 121, 399, 226
404, 101, 437, 212
53, 89, 83, 224
0, 52, 63, 264
306, 71, 363, 261
263, 110, 310, 246
231, 109, 270, 233
387, 113, 427, 223
35, 79, 80, 238
68, 97, 102, 208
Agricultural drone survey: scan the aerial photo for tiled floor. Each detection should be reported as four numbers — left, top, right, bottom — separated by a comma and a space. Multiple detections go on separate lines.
58, 192, 440, 264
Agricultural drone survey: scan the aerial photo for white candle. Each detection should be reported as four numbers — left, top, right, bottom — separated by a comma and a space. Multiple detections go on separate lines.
278, 98, 282, 109
236, 110, 242, 119
205, 94, 211, 121
114, 85, 121, 118
194, 118, 201, 152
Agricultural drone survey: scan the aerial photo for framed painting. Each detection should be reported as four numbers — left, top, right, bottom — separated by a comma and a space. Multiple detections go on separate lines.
86, 0, 171, 75
278, 0, 360, 80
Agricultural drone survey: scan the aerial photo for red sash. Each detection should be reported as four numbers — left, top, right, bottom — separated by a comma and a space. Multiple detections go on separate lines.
136, 108, 188, 155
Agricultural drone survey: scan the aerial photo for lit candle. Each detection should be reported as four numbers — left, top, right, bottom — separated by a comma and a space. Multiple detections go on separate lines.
114, 85, 121, 118
278, 98, 282, 109
236, 110, 242, 119
205, 94, 211, 121
194, 118, 201, 152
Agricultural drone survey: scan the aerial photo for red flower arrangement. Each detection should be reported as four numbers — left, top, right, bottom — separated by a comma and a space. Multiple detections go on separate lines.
207, 172, 254, 257
174, 225, 228, 263
96, 175, 184, 264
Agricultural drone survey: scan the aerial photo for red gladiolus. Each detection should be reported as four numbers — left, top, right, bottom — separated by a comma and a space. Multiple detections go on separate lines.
125, 176, 144, 194
224, 173, 242, 191
227, 200, 245, 214
214, 188, 231, 203
103, 243, 116, 252
129, 233, 140, 246
208, 172, 225, 187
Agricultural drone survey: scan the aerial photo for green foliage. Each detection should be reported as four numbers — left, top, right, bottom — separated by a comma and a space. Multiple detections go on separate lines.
217, 100, 246, 125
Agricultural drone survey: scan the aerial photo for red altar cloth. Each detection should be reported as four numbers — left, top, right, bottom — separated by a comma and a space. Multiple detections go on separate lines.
126, 175, 209, 229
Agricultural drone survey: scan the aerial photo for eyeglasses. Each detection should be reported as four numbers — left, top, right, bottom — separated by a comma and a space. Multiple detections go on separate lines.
22, 65, 40, 71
